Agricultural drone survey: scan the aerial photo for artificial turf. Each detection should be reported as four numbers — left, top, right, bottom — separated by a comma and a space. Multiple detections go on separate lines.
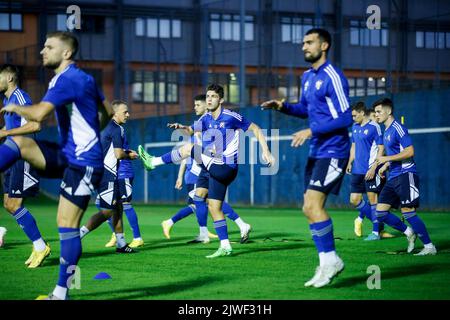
0, 197, 449, 300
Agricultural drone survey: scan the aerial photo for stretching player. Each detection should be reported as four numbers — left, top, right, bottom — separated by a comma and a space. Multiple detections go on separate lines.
80, 100, 138, 253
139, 84, 274, 258
0, 31, 110, 300
261, 28, 351, 288
373, 98, 437, 255
0, 64, 50, 267
162, 94, 252, 243
346, 102, 393, 240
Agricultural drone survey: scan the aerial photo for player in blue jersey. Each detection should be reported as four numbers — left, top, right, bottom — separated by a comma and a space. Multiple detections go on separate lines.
0, 32, 111, 300
346, 102, 393, 240
0, 64, 50, 266
261, 29, 352, 288
103, 132, 144, 249
139, 84, 274, 258
373, 98, 437, 255
161, 94, 252, 244
80, 100, 139, 253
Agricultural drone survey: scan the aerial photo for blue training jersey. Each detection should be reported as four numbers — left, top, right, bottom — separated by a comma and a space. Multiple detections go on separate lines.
351, 120, 383, 174
42, 63, 104, 168
193, 108, 252, 168
101, 120, 124, 180
383, 120, 417, 180
3, 87, 32, 134
281, 61, 352, 159
118, 133, 134, 179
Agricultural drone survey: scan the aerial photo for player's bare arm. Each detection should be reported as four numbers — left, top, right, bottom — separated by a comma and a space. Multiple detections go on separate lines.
1, 101, 54, 122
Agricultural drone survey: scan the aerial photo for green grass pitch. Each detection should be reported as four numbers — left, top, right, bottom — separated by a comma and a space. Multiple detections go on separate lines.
1, 197, 450, 300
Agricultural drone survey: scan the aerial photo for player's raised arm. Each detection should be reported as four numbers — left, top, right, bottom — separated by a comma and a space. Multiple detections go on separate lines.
1, 101, 54, 123
261, 96, 309, 119
0, 120, 41, 140
167, 122, 194, 136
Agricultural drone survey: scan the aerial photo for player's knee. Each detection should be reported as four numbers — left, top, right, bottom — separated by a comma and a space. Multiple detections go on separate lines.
302, 202, 314, 216
349, 195, 361, 207
101, 210, 113, 219
4, 200, 19, 214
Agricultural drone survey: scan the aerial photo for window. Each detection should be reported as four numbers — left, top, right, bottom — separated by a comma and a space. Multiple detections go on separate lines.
56, 14, 67, 31
281, 17, 313, 44
416, 31, 450, 49
77, 15, 105, 34
349, 20, 388, 47
136, 17, 181, 39
0, 12, 22, 31
209, 13, 254, 41
132, 71, 178, 103
348, 77, 386, 97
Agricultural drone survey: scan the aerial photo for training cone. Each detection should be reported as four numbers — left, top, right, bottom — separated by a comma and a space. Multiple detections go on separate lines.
93, 272, 112, 280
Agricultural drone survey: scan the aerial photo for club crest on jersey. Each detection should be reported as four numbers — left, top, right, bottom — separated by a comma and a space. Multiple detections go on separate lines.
364, 129, 369, 135
315, 80, 323, 90
219, 122, 225, 128
386, 135, 391, 141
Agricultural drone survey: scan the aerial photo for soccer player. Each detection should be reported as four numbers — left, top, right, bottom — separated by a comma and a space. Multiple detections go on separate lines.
139, 84, 274, 258
346, 102, 392, 240
161, 94, 252, 244
0, 31, 109, 300
260, 28, 351, 288
80, 100, 139, 253
0, 64, 50, 267
373, 98, 437, 255
104, 130, 144, 248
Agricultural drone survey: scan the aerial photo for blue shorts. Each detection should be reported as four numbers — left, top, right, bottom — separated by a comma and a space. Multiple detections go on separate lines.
190, 148, 238, 201
195, 169, 210, 190
97, 179, 120, 210
35, 140, 68, 179
3, 160, 40, 198
60, 165, 103, 211
304, 157, 348, 195
350, 172, 385, 194
118, 178, 133, 203
378, 172, 420, 209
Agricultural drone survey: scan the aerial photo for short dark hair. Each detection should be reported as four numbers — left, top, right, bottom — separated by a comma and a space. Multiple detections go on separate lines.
46, 31, 79, 59
305, 28, 332, 52
194, 94, 206, 101
206, 84, 224, 99
111, 99, 128, 112
372, 97, 394, 114
351, 101, 366, 113
0, 64, 19, 84
366, 107, 375, 116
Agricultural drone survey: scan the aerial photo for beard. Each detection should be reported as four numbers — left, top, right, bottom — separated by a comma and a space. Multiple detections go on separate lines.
304, 50, 323, 64
43, 59, 62, 70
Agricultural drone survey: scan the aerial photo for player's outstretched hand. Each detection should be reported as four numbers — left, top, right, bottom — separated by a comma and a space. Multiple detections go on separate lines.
378, 164, 388, 178
345, 163, 352, 175
128, 150, 139, 160
260, 99, 283, 111
365, 167, 376, 180
291, 128, 312, 148
262, 150, 275, 167
175, 178, 183, 190
167, 123, 186, 130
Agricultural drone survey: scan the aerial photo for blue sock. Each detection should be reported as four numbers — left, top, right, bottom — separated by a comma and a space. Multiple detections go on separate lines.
222, 202, 239, 221
403, 211, 431, 245
13, 207, 42, 242
213, 219, 229, 240
123, 203, 141, 239
312, 219, 335, 253
193, 195, 207, 227
171, 206, 194, 223
107, 218, 114, 232
0, 139, 21, 172
161, 150, 182, 164
369, 205, 380, 233
376, 211, 407, 233
309, 224, 323, 253
57, 227, 82, 289
356, 199, 371, 220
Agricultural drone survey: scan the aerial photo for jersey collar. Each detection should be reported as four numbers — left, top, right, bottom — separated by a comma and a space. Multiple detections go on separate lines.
310, 60, 329, 74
